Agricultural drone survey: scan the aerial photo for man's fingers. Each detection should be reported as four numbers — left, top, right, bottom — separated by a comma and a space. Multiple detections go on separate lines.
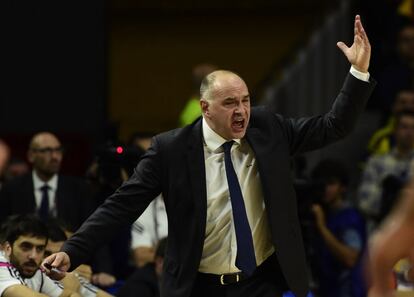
336, 41, 349, 54
41, 254, 67, 280
41, 254, 56, 270
355, 15, 371, 46
354, 15, 359, 37
51, 254, 63, 267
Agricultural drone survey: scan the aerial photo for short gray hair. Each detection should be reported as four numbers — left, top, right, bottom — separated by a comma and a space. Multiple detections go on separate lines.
199, 70, 241, 101
199, 73, 216, 101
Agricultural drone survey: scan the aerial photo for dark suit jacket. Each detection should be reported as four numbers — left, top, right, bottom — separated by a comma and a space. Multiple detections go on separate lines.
62, 74, 376, 297
0, 173, 95, 231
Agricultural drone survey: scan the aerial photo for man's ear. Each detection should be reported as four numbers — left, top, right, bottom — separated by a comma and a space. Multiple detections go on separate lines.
200, 99, 209, 117
2, 241, 12, 258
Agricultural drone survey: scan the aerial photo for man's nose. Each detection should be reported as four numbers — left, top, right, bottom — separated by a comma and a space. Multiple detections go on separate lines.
28, 248, 37, 259
234, 102, 242, 112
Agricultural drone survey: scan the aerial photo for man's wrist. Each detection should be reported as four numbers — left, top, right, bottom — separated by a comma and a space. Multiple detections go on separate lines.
350, 65, 370, 82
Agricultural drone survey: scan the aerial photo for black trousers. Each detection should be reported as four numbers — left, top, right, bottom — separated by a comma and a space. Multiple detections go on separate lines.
190, 254, 288, 297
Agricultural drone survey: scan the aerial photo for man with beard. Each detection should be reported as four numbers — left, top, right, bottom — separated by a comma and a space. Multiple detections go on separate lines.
0, 231, 48, 297
2, 214, 80, 296
0, 132, 94, 232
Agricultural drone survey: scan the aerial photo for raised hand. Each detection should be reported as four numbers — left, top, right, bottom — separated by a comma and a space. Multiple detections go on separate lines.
337, 15, 371, 73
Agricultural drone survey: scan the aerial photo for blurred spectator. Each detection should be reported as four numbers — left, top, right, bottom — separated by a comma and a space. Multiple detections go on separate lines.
178, 63, 217, 126
131, 195, 167, 267
368, 89, 414, 155
3, 157, 29, 183
44, 219, 114, 297
1, 214, 79, 296
0, 132, 95, 232
375, 20, 414, 112
358, 111, 414, 233
311, 160, 366, 297
117, 237, 167, 297
0, 139, 10, 189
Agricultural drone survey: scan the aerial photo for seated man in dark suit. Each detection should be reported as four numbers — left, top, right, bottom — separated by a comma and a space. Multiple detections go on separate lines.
0, 132, 95, 232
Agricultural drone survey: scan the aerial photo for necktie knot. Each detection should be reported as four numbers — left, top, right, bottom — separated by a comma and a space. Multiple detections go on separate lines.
222, 141, 234, 154
41, 184, 49, 192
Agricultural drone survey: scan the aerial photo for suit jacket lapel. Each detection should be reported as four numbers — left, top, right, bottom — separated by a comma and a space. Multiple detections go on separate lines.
245, 127, 287, 226
245, 127, 276, 191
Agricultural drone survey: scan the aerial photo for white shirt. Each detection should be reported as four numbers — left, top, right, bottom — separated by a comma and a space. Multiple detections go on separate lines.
25, 269, 63, 297
0, 253, 25, 296
199, 119, 274, 274
131, 195, 168, 249
32, 171, 58, 216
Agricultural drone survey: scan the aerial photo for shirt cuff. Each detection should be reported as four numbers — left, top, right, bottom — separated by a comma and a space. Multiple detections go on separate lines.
350, 66, 370, 82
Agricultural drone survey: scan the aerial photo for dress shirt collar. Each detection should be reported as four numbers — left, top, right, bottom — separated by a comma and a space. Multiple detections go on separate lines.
32, 170, 58, 191
202, 118, 241, 153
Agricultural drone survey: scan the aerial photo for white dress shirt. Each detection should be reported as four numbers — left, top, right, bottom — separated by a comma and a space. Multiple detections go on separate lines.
199, 119, 274, 274
32, 171, 58, 216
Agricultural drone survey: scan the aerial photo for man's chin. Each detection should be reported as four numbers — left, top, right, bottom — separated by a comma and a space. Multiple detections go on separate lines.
21, 267, 38, 278
230, 130, 246, 139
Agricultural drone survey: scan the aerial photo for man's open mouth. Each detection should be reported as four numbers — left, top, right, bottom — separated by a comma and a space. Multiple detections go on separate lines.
232, 119, 245, 130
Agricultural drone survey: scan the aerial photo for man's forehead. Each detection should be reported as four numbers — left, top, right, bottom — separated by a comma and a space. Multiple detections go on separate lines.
15, 235, 47, 245
31, 133, 61, 148
212, 74, 248, 95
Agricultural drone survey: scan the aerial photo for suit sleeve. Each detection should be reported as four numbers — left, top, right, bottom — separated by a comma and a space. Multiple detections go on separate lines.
61, 137, 163, 269
276, 73, 376, 155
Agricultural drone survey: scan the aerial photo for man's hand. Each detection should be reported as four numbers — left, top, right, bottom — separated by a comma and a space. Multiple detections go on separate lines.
92, 272, 116, 287
74, 264, 93, 281
337, 15, 371, 73
41, 252, 71, 280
